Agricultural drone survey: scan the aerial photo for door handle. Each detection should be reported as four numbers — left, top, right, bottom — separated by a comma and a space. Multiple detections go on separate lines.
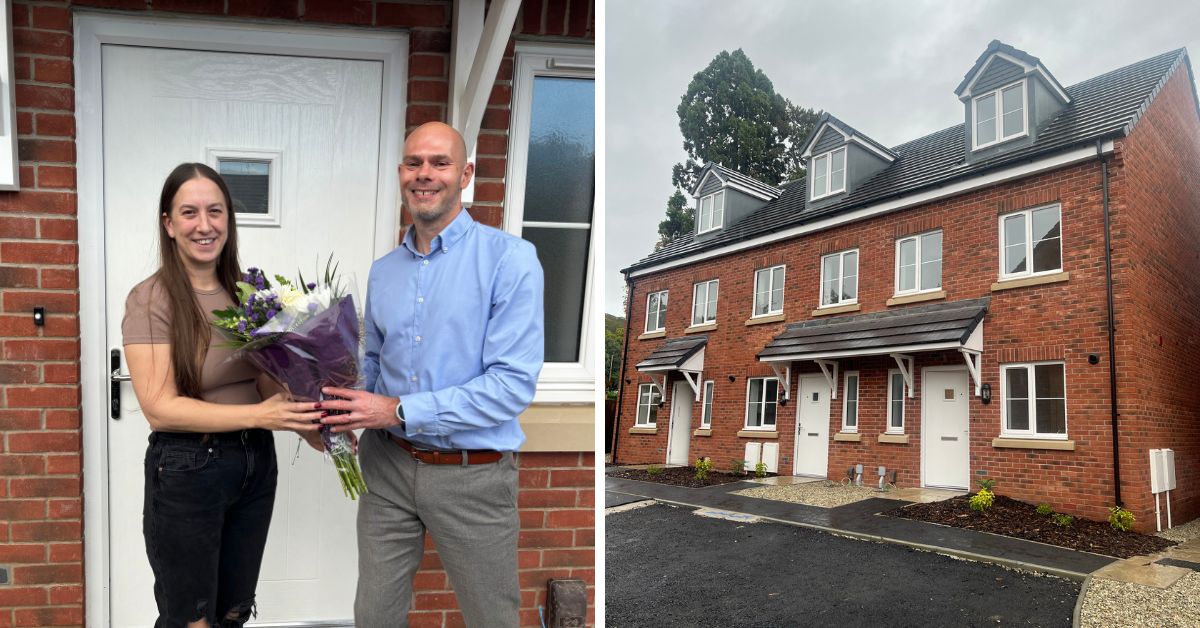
110, 348, 131, 419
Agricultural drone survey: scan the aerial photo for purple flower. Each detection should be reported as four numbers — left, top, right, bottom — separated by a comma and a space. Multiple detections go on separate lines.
266, 308, 277, 319
237, 320, 247, 333
306, 282, 317, 291
307, 302, 319, 313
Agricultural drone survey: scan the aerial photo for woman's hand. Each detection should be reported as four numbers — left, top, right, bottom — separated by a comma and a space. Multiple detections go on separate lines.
256, 393, 323, 432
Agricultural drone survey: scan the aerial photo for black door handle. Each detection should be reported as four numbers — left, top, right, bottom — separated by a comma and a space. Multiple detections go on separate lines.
110, 348, 131, 419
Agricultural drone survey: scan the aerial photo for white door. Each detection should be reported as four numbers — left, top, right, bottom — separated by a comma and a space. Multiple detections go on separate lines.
104, 45, 386, 626
923, 369, 971, 489
793, 375, 830, 477
666, 380, 693, 465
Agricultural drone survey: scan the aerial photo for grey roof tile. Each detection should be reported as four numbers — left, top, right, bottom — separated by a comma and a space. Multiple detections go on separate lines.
636, 335, 708, 370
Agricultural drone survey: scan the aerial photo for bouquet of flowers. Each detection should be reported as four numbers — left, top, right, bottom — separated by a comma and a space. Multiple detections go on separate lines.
212, 260, 368, 499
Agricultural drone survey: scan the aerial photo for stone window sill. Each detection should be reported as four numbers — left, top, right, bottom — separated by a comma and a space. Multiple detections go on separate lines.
628, 427, 657, 435
685, 322, 717, 334
737, 430, 778, 439
638, 330, 666, 340
991, 271, 1070, 292
878, 433, 910, 444
887, 290, 946, 306
833, 432, 861, 442
991, 437, 1075, 451
693, 428, 712, 437
745, 312, 786, 326
811, 303, 861, 317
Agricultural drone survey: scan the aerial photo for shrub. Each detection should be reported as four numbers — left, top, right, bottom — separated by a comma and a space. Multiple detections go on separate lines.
1109, 506, 1136, 532
646, 464, 662, 476
730, 459, 747, 475
755, 462, 768, 478
1036, 503, 1054, 516
969, 488, 994, 513
1052, 513, 1074, 527
977, 478, 996, 492
694, 457, 713, 481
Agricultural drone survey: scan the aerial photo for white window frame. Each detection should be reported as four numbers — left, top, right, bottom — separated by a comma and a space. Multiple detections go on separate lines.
1000, 361, 1068, 439
691, 279, 718, 326
819, 249, 859, 308
503, 42, 595, 403
972, 79, 1028, 150
886, 369, 905, 434
645, 290, 668, 333
696, 190, 725, 234
841, 371, 859, 432
811, 147, 847, 200
635, 383, 661, 427
700, 380, 714, 429
894, 230, 942, 295
743, 377, 779, 430
998, 203, 1063, 280
752, 264, 786, 318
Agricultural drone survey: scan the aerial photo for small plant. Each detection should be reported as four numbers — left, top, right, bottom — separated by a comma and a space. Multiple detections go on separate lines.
1109, 506, 1136, 532
755, 462, 768, 478
646, 464, 662, 476
1052, 513, 1074, 527
730, 459, 747, 475
1036, 503, 1054, 516
968, 488, 994, 513
977, 478, 996, 492
694, 457, 713, 481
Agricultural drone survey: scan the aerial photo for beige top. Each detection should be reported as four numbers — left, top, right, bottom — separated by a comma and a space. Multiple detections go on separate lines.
122, 275, 261, 405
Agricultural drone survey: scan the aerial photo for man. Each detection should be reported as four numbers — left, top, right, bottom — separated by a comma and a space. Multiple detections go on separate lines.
320, 121, 544, 627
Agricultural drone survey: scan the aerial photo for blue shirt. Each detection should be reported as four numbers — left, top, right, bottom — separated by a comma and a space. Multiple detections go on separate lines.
361, 209, 544, 451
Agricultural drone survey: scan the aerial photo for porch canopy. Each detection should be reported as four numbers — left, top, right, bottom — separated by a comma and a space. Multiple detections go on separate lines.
757, 298, 989, 400
636, 335, 707, 401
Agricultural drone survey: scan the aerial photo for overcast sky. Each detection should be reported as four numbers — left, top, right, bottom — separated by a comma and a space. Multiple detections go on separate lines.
603, 0, 1200, 316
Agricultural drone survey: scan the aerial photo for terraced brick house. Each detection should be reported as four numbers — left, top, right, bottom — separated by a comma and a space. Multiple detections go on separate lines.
613, 41, 1200, 532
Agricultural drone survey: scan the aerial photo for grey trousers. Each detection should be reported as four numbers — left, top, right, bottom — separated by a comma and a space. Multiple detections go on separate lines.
354, 429, 520, 628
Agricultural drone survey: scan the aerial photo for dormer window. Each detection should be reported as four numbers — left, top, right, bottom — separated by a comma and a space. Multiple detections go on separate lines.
973, 81, 1026, 150
697, 190, 725, 234
811, 148, 846, 200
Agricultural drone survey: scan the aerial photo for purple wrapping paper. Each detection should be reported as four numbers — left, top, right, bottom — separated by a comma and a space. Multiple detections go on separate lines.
241, 294, 361, 402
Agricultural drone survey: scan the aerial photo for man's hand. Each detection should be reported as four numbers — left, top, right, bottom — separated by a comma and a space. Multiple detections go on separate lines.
318, 387, 400, 433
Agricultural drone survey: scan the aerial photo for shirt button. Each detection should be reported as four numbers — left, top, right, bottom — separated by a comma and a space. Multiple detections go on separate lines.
422, 260, 429, 266
442, 247, 448, 253
417, 297, 424, 303
410, 375, 418, 382
415, 336, 422, 343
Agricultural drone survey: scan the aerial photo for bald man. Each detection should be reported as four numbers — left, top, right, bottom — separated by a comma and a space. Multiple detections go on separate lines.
321, 122, 544, 627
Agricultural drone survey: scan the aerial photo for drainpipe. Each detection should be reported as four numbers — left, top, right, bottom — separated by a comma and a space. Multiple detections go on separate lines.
609, 270, 635, 462
1098, 140, 1123, 507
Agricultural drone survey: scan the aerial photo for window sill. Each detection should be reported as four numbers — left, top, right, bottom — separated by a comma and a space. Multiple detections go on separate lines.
693, 428, 712, 437
638, 330, 666, 340
737, 430, 778, 439
991, 437, 1075, 451
878, 433, 909, 444
991, 271, 1069, 292
685, 322, 717, 334
745, 313, 786, 326
887, 290, 946, 306
811, 303, 861, 317
833, 432, 861, 442
628, 427, 658, 435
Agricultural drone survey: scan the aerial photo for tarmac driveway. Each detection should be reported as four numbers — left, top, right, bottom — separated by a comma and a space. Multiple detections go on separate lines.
606, 502, 1080, 627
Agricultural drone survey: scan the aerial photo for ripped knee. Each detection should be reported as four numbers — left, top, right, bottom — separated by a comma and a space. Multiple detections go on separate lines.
219, 598, 257, 627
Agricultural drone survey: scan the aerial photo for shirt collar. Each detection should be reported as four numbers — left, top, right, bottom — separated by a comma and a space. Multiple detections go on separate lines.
401, 208, 475, 257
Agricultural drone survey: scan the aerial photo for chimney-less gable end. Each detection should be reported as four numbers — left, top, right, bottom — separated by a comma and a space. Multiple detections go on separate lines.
799, 114, 896, 207
691, 163, 782, 240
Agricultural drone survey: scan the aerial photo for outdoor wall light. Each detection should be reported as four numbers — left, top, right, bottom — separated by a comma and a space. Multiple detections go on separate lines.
1088, 353, 1101, 365
980, 383, 992, 405
728, 375, 736, 382
624, 378, 632, 384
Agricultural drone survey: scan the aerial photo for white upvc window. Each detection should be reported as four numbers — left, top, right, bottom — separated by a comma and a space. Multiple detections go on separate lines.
999, 204, 1062, 279
691, 279, 718, 326
697, 190, 725, 234
895, 230, 942, 294
744, 377, 779, 429
811, 147, 847, 200
841, 371, 859, 432
820, 249, 858, 307
635, 383, 661, 426
1001, 362, 1067, 438
973, 80, 1027, 150
504, 42, 595, 403
886, 370, 905, 434
752, 265, 785, 317
700, 380, 714, 429
645, 290, 668, 333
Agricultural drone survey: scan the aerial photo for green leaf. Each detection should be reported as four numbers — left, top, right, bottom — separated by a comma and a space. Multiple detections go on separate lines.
236, 281, 256, 302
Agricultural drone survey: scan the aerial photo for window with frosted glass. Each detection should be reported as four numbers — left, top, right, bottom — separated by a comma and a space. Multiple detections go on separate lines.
745, 377, 778, 428
518, 75, 594, 363
820, 249, 858, 307
700, 381, 714, 429
842, 373, 859, 431
896, 231, 941, 294
1003, 363, 1066, 437
692, 279, 718, 326
636, 384, 661, 426
888, 371, 905, 432
645, 290, 667, 332
1001, 205, 1061, 278
753, 265, 785, 316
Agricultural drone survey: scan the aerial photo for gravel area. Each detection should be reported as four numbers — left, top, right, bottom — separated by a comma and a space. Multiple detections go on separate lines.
733, 479, 893, 508
1156, 516, 1200, 543
1080, 572, 1200, 627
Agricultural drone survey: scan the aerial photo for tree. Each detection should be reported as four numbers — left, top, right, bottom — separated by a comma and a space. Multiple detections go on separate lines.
656, 189, 693, 248
604, 314, 626, 395
671, 49, 821, 191
783, 101, 822, 182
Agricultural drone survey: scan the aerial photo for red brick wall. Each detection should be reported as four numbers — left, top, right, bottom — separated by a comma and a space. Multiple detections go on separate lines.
1109, 66, 1200, 530
0, 1, 594, 626
616, 155, 1134, 523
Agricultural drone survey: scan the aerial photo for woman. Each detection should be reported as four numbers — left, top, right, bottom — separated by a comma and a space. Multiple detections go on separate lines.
122, 163, 323, 627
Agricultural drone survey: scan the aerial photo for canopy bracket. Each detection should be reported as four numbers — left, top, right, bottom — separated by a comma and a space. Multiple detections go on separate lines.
960, 349, 982, 396
679, 370, 703, 401
767, 363, 792, 401
814, 359, 839, 399
890, 353, 915, 398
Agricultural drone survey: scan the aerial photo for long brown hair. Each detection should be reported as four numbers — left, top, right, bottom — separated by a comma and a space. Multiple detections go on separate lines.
155, 163, 241, 399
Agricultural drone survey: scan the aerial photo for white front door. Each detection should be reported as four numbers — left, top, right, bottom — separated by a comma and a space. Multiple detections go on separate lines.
666, 380, 693, 465
793, 375, 830, 477
922, 369, 971, 489
103, 44, 387, 626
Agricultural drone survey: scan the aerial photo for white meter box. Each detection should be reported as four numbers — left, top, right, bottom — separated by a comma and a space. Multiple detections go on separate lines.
1149, 448, 1177, 493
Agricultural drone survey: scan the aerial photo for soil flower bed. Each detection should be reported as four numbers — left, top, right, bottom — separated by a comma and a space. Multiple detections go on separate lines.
885, 494, 1176, 559
607, 465, 758, 488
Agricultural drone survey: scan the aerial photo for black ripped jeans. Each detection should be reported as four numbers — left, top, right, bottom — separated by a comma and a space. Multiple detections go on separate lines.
143, 429, 277, 627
